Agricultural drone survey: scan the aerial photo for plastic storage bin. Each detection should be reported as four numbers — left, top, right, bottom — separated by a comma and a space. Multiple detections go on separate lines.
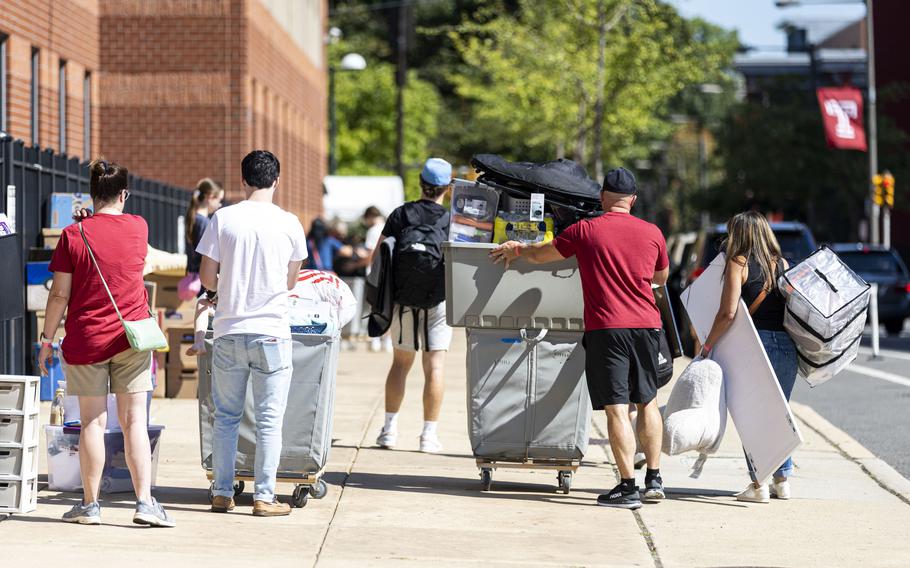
0, 476, 38, 514
0, 376, 40, 412
0, 444, 38, 476
443, 242, 584, 330
449, 180, 500, 243
45, 425, 164, 493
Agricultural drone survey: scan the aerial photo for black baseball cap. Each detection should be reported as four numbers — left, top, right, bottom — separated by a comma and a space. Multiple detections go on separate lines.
602, 167, 637, 195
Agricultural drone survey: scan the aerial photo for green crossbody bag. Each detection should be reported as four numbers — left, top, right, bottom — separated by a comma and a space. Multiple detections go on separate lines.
79, 222, 168, 352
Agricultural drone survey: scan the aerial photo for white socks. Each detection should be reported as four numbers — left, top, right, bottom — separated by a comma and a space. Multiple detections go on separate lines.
383, 412, 398, 433
422, 421, 438, 438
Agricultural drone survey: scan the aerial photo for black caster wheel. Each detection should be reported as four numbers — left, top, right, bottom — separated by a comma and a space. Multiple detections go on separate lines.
480, 468, 493, 491
309, 479, 328, 499
208, 482, 215, 503
557, 471, 572, 494
233, 480, 245, 497
292, 485, 309, 508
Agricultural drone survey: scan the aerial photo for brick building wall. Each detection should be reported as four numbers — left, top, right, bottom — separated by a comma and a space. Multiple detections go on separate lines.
98, 0, 327, 225
1, 0, 99, 159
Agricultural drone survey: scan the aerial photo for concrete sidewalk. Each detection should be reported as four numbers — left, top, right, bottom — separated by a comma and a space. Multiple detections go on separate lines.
4, 333, 910, 567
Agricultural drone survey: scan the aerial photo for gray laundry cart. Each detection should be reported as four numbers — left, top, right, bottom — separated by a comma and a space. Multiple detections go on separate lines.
198, 332, 340, 508
466, 328, 592, 493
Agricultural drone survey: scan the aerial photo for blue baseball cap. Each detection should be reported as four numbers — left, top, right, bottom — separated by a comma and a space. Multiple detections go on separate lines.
420, 158, 452, 186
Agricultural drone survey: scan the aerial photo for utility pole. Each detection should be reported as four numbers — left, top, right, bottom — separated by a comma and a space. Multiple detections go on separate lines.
866, 0, 879, 244
395, 4, 408, 182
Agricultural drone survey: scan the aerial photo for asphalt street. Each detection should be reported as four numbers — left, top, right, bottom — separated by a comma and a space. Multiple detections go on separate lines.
793, 322, 910, 479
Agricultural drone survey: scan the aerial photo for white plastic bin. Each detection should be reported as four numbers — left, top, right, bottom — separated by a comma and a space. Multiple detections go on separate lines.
443, 242, 584, 330
45, 425, 164, 493
0, 377, 40, 412
0, 476, 38, 514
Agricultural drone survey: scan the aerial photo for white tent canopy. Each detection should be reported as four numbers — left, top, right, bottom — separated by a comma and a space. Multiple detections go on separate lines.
322, 175, 405, 223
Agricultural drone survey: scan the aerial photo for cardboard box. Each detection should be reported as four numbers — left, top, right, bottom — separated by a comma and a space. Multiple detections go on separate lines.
152, 352, 166, 399
144, 281, 158, 311
166, 371, 198, 399
144, 273, 185, 310
30, 311, 65, 343
48, 193, 93, 230
42, 228, 63, 250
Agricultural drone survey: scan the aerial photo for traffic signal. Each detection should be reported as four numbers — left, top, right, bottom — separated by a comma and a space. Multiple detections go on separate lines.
873, 174, 884, 206
883, 171, 895, 209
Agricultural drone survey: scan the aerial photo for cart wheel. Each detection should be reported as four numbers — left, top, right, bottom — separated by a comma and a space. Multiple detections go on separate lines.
233, 480, 245, 497
208, 482, 215, 504
309, 479, 328, 499
292, 485, 309, 508
480, 468, 493, 492
557, 471, 572, 494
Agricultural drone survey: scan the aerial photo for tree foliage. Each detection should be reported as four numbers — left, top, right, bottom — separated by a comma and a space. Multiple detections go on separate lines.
450, 0, 739, 177
711, 84, 910, 243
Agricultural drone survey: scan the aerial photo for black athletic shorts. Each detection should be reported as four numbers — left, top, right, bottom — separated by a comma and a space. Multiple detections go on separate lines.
583, 328, 661, 408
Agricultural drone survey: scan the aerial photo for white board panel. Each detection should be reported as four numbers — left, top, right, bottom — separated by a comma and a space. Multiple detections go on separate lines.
681, 254, 803, 483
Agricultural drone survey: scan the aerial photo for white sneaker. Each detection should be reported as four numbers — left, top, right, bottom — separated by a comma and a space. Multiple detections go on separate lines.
736, 483, 770, 503
419, 434, 442, 454
770, 479, 791, 500
376, 429, 397, 449
369, 338, 382, 352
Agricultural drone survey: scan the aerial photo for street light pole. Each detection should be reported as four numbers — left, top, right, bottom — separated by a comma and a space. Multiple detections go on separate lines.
326, 52, 366, 176
865, 0, 881, 245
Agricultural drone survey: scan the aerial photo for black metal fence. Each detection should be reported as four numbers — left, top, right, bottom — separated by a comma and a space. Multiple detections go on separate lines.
0, 134, 190, 374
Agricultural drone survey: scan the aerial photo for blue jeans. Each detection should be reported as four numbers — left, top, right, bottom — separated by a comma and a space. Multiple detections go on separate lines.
212, 334, 292, 502
746, 329, 798, 481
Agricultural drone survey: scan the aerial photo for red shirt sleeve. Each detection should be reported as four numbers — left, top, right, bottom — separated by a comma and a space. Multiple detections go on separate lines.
48, 230, 74, 273
553, 222, 581, 259
654, 229, 669, 271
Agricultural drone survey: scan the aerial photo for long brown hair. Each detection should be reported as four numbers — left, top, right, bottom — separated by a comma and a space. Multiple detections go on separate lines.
185, 178, 223, 245
724, 211, 783, 291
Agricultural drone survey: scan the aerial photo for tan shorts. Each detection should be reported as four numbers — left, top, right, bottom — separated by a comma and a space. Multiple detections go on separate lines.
62, 348, 153, 397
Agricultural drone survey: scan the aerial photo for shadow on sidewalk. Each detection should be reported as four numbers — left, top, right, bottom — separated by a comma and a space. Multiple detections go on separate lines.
342, 471, 599, 506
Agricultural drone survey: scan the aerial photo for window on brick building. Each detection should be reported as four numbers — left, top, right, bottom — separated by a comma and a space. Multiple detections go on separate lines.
59, 60, 67, 153
1, 35, 8, 133
30, 48, 39, 146
83, 72, 91, 160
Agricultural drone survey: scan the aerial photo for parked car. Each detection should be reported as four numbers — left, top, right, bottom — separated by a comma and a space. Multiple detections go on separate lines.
669, 221, 818, 355
831, 243, 910, 336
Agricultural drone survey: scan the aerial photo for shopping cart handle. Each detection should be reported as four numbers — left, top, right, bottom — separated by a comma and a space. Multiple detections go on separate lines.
519, 328, 548, 344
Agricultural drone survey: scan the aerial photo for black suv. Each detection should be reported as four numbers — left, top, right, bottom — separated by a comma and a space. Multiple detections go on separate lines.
831, 243, 909, 336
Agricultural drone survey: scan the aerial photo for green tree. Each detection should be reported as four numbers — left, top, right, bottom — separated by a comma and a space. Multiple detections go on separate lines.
711, 86, 910, 243
450, 0, 738, 178
331, 43, 442, 199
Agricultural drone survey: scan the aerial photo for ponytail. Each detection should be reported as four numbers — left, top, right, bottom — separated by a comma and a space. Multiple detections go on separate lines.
185, 178, 223, 246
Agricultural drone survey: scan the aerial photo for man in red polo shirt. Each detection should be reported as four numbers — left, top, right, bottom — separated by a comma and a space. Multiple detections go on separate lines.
491, 167, 669, 510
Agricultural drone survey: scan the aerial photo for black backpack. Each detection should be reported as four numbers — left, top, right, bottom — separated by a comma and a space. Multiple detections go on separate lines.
393, 206, 449, 309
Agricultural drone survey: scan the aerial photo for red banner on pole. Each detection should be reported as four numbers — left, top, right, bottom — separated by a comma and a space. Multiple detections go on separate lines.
817, 87, 867, 151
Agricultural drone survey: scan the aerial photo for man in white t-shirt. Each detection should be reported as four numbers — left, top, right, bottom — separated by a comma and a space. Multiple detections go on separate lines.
197, 150, 307, 517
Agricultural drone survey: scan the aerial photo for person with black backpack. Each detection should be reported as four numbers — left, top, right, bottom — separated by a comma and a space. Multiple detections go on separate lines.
373, 158, 453, 453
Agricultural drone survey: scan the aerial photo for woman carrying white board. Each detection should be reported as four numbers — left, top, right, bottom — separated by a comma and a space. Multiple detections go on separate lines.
701, 211, 797, 503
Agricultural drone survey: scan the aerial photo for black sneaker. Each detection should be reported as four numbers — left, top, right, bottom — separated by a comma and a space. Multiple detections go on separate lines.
643, 474, 665, 501
597, 484, 642, 510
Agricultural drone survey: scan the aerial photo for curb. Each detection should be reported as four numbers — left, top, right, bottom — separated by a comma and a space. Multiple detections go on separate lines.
790, 401, 910, 505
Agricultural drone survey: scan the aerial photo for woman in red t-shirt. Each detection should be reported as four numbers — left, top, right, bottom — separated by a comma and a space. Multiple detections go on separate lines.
37, 159, 174, 527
